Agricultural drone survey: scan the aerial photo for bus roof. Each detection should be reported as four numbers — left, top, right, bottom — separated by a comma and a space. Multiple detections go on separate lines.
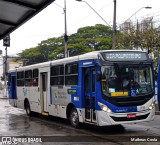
8, 61, 51, 72
8, 50, 148, 72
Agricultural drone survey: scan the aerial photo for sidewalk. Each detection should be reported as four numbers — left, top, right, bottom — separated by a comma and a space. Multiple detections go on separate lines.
0, 96, 8, 99
155, 111, 160, 115
155, 104, 160, 115
0, 90, 8, 99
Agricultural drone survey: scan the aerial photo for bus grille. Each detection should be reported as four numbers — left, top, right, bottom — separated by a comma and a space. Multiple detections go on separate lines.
110, 113, 149, 122
105, 92, 154, 107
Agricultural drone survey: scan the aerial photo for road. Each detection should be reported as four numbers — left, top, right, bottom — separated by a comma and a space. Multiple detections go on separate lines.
0, 90, 3, 98
0, 99, 160, 145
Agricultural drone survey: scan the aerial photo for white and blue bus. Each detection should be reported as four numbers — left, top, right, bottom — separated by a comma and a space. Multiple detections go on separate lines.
8, 50, 155, 127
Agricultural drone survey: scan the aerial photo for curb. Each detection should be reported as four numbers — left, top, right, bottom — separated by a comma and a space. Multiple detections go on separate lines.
155, 111, 160, 115
0, 97, 8, 99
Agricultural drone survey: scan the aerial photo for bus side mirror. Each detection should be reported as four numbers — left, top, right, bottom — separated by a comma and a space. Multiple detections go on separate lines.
96, 71, 102, 81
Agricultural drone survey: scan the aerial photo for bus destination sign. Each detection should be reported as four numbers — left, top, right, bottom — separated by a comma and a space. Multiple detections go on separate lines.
102, 51, 148, 61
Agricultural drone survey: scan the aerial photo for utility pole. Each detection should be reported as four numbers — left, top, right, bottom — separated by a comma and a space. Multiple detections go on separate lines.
136, 19, 139, 50
3, 35, 10, 97
4, 46, 7, 97
112, 0, 116, 50
53, 2, 68, 58
64, 0, 68, 58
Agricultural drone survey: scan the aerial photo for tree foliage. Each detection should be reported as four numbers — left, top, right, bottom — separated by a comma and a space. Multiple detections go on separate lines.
116, 26, 160, 72
117, 26, 160, 52
17, 24, 112, 65
16, 23, 160, 71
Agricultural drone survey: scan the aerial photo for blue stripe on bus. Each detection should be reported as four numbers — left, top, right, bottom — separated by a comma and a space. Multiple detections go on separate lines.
71, 86, 82, 108
70, 62, 84, 108
50, 86, 52, 104
99, 99, 137, 113
79, 59, 95, 67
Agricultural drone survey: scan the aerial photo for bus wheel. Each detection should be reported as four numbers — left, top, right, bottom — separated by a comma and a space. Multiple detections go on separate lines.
25, 101, 32, 116
70, 108, 79, 128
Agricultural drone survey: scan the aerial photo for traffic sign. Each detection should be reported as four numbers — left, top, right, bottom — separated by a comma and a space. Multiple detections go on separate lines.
3, 35, 10, 47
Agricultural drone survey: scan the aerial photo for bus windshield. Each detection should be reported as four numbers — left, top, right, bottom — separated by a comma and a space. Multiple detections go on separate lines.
101, 64, 154, 97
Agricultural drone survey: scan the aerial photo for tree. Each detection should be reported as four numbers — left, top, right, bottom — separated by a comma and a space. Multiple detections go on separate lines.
67, 24, 112, 56
117, 22, 160, 72
140, 28, 160, 53
16, 37, 64, 65
16, 24, 113, 65
118, 21, 160, 53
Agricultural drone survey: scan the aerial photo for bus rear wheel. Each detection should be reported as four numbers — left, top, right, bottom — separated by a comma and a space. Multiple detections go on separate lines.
25, 101, 32, 116
70, 108, 79, 128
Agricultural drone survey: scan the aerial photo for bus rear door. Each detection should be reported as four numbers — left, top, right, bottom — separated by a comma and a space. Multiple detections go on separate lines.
39, 67, 50, 115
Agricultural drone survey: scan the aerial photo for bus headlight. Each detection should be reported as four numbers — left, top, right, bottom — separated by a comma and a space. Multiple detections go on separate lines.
148, 102, 155, 110
98, 102, 112, 113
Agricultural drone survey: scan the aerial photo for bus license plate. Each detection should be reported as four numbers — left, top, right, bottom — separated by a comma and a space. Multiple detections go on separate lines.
127, 114, 136, 118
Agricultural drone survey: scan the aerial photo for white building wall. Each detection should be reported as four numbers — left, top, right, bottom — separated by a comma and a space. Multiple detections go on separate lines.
8, 62, 23, 70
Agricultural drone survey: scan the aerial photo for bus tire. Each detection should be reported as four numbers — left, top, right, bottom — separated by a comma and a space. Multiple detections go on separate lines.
70, 108, 80, 128
25, 101, 32, 116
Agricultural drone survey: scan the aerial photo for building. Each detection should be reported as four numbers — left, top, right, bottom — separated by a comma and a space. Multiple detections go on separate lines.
120, 17, 154, 34
140, 17, 153, 32
120, 20, 134, 33
2, 55, 23, 81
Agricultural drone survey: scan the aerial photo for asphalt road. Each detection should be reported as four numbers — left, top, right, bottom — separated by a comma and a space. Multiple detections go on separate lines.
0, 99, 160, 145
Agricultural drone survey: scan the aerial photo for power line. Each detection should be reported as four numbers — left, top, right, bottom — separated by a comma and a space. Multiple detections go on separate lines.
74, 2, 112, 25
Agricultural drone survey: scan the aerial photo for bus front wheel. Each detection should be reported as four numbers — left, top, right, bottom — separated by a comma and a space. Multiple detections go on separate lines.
70, 108, 79, 128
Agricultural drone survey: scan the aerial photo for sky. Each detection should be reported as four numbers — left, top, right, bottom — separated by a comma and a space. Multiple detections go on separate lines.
0, 0, 160, 55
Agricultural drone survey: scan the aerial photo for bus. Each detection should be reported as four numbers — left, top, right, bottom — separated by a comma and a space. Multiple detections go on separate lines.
8, 50, 155, 128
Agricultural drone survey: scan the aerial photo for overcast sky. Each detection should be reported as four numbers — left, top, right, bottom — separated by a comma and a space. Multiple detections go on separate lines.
0, 0, 160, 55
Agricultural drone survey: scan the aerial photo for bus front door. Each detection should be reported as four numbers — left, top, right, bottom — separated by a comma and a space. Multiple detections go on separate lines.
84, 67, 96, 123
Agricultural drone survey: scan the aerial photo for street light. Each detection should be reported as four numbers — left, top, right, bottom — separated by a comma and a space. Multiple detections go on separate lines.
124, 6, 152, 23
76, 0, 110, 26
122, 6, 152, 52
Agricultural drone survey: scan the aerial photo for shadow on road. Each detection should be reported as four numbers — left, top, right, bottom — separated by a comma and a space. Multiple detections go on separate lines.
31, 112, 126, 135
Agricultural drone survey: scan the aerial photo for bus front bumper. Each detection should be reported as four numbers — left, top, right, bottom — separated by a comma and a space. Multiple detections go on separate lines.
97, 108, 155, 126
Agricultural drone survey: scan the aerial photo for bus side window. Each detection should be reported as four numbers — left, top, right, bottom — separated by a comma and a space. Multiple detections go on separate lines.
50, 65, 64, 86
33, 69, 39, 86
65, 63, 78, 86
17, 71, 24, 87
25, 70, 33, 87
